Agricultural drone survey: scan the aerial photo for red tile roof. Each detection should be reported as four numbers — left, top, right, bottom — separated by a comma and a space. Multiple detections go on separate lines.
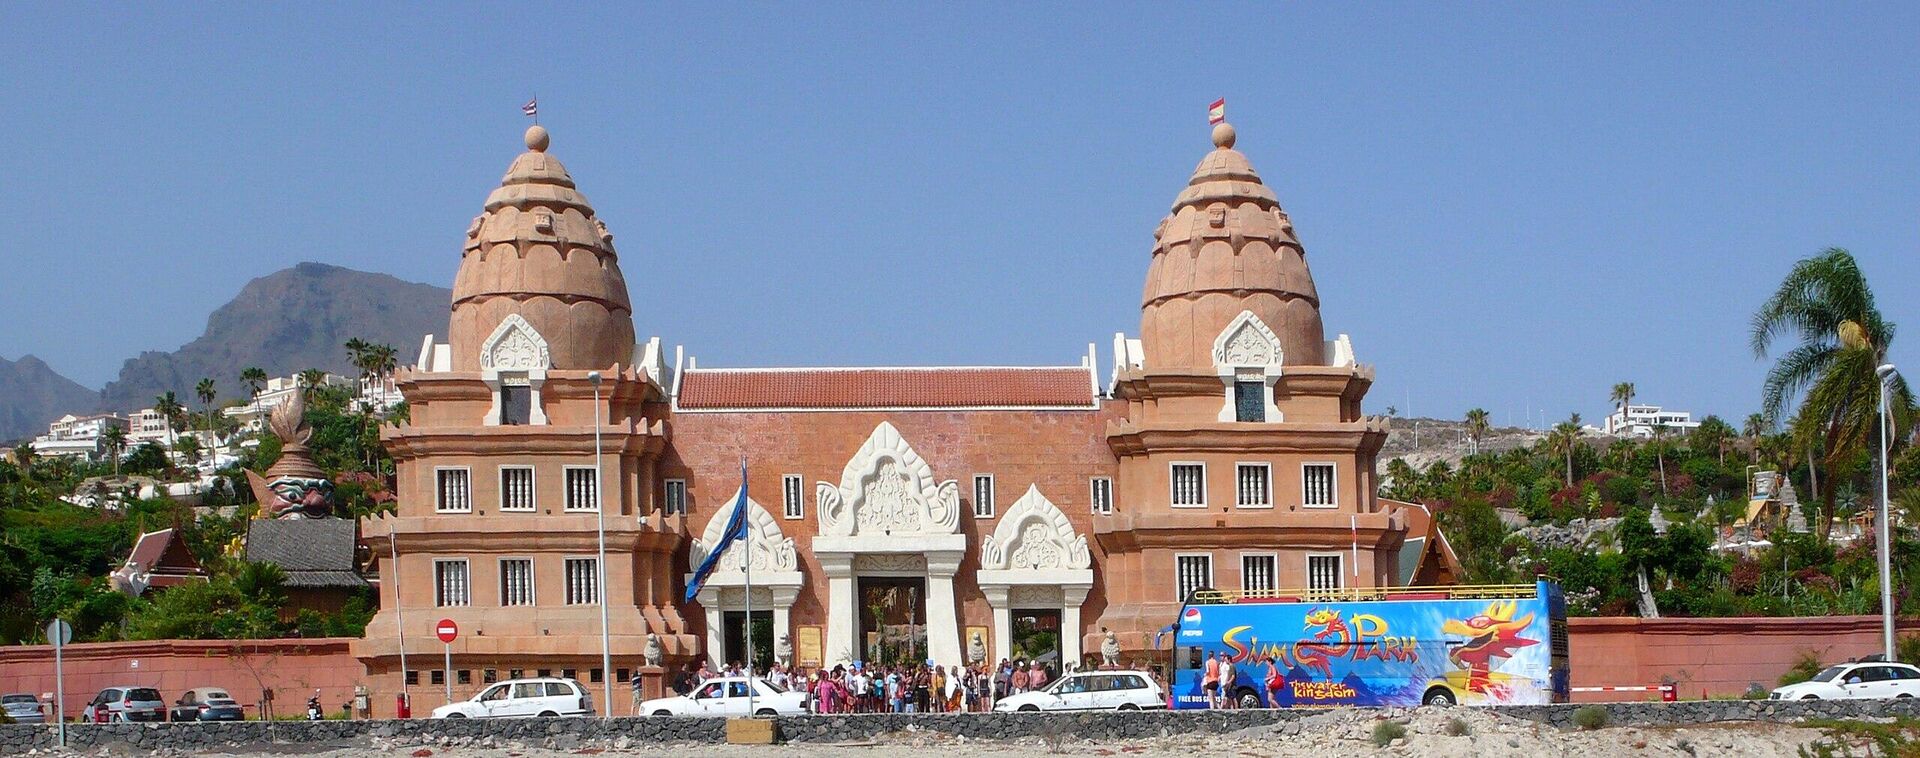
677, 366, 1098, 411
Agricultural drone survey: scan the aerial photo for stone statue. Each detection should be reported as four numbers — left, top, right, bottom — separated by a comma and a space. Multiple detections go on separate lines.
775, 633, 793, 667
644, 632, 663, 668
244, 394, 336, 519
968, 630, 987, 664
1101, 628, 1121, 668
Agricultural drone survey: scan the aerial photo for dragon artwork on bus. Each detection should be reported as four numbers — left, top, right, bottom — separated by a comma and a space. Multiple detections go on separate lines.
1166, 579, 1569, 708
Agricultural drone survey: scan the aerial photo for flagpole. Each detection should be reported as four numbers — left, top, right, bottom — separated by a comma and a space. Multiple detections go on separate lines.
743, 456, 755, 717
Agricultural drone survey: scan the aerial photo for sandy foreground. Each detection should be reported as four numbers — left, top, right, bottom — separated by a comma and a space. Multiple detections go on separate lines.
28, 709, 1854, 758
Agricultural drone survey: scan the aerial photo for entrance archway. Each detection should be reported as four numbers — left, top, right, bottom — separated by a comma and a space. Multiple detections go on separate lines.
977, 485, 1094, 668
685, 491, 803, 668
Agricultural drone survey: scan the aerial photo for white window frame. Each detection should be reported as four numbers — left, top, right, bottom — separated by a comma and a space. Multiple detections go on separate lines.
563, 556, 600, 606
973, 474, 996, 518
1240, 552, 1278, 594
562, 465, 600, 512
498, 557, 535, 607
1301, 462, 1338, 509
434, 466, 472, 514
1170, 462, 1208, 508
1234, 462, 1272, 509
498, 465, 536, 512
1306, 553, 1345, 592
434, 558, 471, 607
782, 474, 804, 520
1089, 477, 1113, 515
664, 479, 687, 516
1174, 552, 1214, 602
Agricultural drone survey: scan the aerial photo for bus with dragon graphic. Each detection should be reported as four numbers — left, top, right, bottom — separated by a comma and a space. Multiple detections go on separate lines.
1167, 579, 1568, 708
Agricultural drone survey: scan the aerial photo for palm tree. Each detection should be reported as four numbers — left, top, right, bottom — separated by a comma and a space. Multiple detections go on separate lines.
1610, 382, 1636, 434
298, 369, 329, 398
153, 391, 185, 458
1752, 248, 1914, 539
1464, 408, 1491, 455
196, 377, 218, 464
1649, 425, 1671, 495
1692, 415, 1736, 466
1742, 413, 1769, 464
102, 424, 128, 478
1548, 413, 1583, 487
240, 366, 268, 415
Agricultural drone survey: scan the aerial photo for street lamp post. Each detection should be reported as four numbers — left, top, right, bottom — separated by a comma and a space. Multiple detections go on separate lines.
1876, 363, 1898, 662
589, 370, 612, 717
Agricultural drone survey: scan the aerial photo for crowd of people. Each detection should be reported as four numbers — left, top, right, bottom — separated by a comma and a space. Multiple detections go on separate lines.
654, 658, 1068, 713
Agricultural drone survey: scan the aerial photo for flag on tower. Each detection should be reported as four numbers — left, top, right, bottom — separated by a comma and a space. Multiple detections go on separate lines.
1208, 98, 1226, 125
521, 97, 539, 117
684, 460, 749, 602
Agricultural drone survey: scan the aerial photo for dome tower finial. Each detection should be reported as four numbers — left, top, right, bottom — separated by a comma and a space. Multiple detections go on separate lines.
1211, 122, 1235, 149
524, 124, 550, 152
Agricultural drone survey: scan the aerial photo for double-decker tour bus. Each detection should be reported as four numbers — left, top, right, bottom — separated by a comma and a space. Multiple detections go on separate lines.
1166, 578, 1568, 708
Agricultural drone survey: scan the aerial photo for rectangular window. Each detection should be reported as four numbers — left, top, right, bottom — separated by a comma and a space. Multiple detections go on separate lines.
436, 468, 471, 513
1235, 463, 1271, 508
564, 467, 599, 512
565, 558, 599, 605
457, 670, 472, 685
499, 383, 532, 426
1170, 463, 1206, 508
430, 670, 444, 686
1302, 463, 1337, 508
1242, 554, 1277, 593
782, 475, 803, 519
1308, 554, 1344, 591
434, 560, 470, 607
664, 479, 686, 516
405, 671, 418, 686
1175, 554, 1213, 602
973, 475, 996, 518
499, 558, 534, 606
483, 669, 497, 684
1234, 380, 1266, 422
499, 466, 535, 512
1090, 477, 1113, 515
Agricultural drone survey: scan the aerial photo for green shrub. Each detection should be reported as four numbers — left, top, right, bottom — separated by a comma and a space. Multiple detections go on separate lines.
1780, 649, 1827, 687
1371, 720, 1408, 747
1572, 706, 1609, 730
1445, 717, 1470, 736
1899, 635, 1920, 667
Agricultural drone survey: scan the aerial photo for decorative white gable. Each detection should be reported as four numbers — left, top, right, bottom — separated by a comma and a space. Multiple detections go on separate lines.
689, 492, 799, 576
816, 421, 962, 538
1212, 310, 1284, 369
980, 485, 1090, 571
480, 314, 551, 371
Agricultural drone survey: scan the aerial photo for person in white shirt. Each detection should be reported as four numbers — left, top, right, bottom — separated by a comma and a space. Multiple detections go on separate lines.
1218, 656, 1238, 709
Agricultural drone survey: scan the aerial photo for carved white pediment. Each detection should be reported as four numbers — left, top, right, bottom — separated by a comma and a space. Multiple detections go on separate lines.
480, 314, 551, 371
1212, 310, 1283, 368
689, 492, 799, 576
816, 421, 961, 537
980, 485, 1090, 571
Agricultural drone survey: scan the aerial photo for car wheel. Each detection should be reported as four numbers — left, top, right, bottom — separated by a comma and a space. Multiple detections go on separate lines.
652, 710, 672, 717
538, 711, 559, 718
1018, 705, 1039, 712
1424, 687, 1457, 707
445, 712, 467, 718
756, 709, 777, 717
1900, 694, 1914, 699
1801, 695, 1819, 700
1117, 703, 1141, 711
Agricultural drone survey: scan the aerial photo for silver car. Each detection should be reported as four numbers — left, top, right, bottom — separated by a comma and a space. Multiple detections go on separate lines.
2, 693, 45, 724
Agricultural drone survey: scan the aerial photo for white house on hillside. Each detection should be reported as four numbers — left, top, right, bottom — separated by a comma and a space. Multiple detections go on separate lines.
1604, 404, 1701, 438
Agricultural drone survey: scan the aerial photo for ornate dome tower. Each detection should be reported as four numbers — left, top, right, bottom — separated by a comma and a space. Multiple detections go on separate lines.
448, 125, 636, 371
1139, 122, 1325, 369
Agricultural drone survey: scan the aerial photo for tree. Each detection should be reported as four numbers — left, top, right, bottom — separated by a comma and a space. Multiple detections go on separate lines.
1465, 408, 1491, 456
1649, 425, 1671, 495
1751, 248, 1914, 539
1548, 414, 1584, 487
240, 367, 268, 415
1743, 413, 1770, 464
102, 424, 128, 478
297, 369, 328, 398
195, 377, 217, 466
152, 391, 185, 461
1692, 415, 1736, 466
1611, 382, 1636, 433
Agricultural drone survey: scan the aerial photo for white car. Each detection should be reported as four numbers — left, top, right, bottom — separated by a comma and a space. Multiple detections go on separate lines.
639, 677, 807, 716
993, 670, 1166, 712
1771, 661, 1920, 700
431, 678, 595, 718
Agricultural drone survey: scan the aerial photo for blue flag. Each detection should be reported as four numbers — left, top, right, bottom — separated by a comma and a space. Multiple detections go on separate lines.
684, 462, 749, 603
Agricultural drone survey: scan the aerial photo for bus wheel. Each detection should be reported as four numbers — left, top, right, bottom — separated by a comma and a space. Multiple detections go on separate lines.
1423, 687, 1457, 707
1236, 689, 1262, 709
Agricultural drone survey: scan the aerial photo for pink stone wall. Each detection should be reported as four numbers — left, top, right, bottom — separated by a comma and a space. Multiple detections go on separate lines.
1567, 615, 1919, 702
0, 638, 364, 720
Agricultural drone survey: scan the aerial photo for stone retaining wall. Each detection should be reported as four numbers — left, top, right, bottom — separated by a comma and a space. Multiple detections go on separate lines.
7, 700, 1918, 754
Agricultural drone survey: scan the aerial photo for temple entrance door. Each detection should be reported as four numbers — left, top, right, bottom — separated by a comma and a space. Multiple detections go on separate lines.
721, 610, 773, 670
1012, 609, 1063, 671
857, 577, 928, 665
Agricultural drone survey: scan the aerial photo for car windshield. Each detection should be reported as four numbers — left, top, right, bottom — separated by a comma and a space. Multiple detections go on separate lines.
756, 678, 786, 695
127, 689, 161, 702
1, 695, 35, 705
1810, 666, 1849, 683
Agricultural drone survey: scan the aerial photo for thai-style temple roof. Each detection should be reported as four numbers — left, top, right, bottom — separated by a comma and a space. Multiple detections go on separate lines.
245, 519, 367, 589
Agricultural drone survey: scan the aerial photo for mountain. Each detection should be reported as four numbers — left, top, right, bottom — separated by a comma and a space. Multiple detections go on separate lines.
98, 263, 450, 412
0, 355, 99, 443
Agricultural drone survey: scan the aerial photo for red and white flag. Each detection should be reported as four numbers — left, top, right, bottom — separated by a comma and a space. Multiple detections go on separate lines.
521, 97, 538, 117
1208, 98, 1226, 125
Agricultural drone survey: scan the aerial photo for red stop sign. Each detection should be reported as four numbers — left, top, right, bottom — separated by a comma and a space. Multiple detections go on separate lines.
435, 619, 458, 644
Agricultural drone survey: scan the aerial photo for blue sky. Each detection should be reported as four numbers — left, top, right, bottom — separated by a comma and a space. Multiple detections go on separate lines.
3, 3, 1915, 425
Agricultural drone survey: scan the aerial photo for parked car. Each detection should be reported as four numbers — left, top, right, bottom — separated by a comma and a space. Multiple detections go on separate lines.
993, 670, 1166, 712
81, 687, 167, 722
639, 676, 807, 716
1771, 662, 1920, 700
431, 678, 594, 719
2, 693, 46, 724
169, 687, 246, 722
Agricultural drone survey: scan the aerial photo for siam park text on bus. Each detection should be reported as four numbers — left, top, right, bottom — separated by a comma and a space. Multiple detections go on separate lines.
1167, 578, 1570, 708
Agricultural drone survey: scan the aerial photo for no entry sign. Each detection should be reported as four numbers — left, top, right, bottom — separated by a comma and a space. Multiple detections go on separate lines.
435, 619, 458, 644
